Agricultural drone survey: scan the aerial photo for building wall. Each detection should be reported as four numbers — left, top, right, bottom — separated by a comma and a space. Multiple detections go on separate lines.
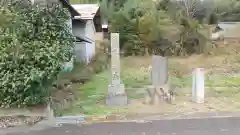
72, 20, 86, 36
74, 42, 88, 63
85, 20, 95, 40
85, 20, 96, 63
72, 20, 86, 62
72, 20, 96, 63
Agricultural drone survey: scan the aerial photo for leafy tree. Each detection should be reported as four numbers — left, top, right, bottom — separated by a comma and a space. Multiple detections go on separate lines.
215, 0, 240, 21
100, 0, 210, 56
70, 0, 99, 4
208, 12, 218, 24
0, 2, 75, 107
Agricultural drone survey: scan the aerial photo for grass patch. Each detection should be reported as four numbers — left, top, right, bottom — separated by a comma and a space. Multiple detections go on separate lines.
60, 71, 108, 115
61, 69, 150, 115
52, 49, 110, 116
62, 52, 240, 116
122, 69, 150, 88
62, 67, 240, 115
61, 71, 129, 116
171, 74, 240, 88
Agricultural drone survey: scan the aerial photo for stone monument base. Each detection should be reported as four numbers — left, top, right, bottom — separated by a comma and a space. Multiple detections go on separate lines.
106, 84, 128, 106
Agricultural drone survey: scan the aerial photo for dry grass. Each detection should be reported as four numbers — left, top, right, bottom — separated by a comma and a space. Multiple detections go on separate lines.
123, 43, 240, 76
84, 95, 240, 122
121, 43, 240, 89
126, 96, 240, 115
63, 41, 240, 118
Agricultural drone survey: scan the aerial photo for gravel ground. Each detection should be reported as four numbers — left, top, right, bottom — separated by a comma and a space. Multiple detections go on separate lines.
0, 116, 44, 129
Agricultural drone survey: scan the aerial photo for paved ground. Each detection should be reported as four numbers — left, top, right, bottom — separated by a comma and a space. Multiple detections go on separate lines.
4, 117, 240, 135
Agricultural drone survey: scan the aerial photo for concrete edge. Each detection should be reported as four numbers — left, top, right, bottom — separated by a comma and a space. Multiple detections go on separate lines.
2, 111, 240, 134
0, 115, 86, 135
82, 111, 240, 124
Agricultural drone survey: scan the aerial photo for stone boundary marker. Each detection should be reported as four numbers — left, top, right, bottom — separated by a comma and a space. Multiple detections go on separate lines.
192, 68, 205, 103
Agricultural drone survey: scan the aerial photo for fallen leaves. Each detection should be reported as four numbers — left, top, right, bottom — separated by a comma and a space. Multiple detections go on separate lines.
0, 116, 44, 129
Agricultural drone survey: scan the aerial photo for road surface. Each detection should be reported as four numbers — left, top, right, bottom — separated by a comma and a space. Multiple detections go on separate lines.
4, 117, 240, 135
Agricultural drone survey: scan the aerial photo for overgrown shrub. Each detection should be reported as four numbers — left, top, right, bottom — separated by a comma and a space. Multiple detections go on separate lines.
101, 0, 210, 56
51, 47, 109, 116
0, 3, 75, 108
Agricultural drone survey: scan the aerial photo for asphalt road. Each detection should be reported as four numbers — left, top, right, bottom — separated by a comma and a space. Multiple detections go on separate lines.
5, 117, 240, 135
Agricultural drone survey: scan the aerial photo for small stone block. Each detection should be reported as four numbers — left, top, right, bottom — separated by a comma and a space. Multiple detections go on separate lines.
106, 92, 128, 106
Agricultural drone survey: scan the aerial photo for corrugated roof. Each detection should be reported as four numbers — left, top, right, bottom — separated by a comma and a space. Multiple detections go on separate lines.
72, 4, 99, 20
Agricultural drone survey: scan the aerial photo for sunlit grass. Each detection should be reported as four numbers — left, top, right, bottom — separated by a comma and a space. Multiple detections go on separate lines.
62, 54, 240, 115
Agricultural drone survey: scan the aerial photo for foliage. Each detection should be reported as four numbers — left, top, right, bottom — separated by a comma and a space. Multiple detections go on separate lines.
215, 0, 240, 21
101, 0, 211, 56
0, 3, 75, 108
100, 0, 240, 56
70, 0, 99, 4
105, 0, 143, 55
171, 1, 210, 55
208, 12, 219, 24
52, 44, 109, 116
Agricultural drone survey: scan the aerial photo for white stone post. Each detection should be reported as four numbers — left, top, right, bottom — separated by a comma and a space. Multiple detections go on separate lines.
106, 33, 127, 106
192, 68, 205, 103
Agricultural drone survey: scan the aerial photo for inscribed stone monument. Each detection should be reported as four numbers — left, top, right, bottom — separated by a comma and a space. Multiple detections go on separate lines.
145, 55, 171, 104
106, 33, 127, 106
151, 55, 168, 86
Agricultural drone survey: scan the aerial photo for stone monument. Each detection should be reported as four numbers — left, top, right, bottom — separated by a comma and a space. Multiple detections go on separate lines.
145, 55, 172, 104
106, 33, 128, 106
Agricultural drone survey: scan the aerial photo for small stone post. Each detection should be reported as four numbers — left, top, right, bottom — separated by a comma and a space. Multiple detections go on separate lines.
192, 68, 205, 103
106, 33, 127, 106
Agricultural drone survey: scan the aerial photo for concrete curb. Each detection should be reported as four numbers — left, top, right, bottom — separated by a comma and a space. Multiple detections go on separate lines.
2, 111, 240, 134
81, 111, 240, 124
138, 111, 240, 122
55, 115, 85, 124
0, 115, 85, 135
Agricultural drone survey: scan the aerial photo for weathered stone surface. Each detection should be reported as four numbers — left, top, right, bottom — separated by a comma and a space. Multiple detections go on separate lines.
106, 33, 127, 106
146, 55, 171, 104
151, 55, 168, 86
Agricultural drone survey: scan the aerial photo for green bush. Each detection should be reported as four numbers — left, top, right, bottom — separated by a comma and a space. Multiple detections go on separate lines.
0, 3, 75, 108
101, 0, 210, 56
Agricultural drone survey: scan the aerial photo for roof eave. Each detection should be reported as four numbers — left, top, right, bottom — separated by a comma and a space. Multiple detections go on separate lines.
75, 36, 93, 43
59, 0, 80, 17
71, 4, 100, 19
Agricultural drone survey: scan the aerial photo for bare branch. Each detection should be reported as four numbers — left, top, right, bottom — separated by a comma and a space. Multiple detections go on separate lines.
181, 0, 199, 18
